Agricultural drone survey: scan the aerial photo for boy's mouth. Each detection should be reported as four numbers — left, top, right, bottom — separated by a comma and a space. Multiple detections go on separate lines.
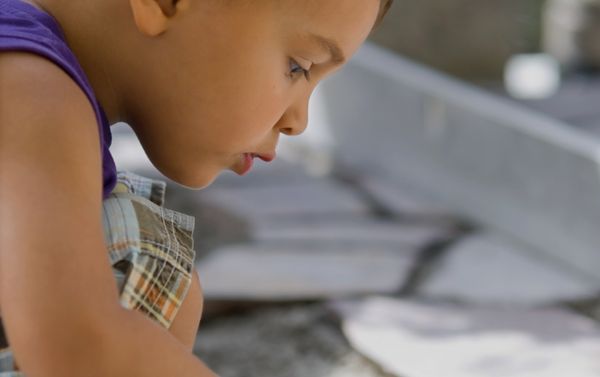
255, 152, 276, 162
233, 152, 276, 176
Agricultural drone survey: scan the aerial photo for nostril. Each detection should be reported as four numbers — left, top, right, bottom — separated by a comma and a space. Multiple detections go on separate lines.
280, 127, 293, 136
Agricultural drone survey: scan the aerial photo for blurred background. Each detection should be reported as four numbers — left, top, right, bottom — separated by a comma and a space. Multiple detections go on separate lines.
371, 0, 545, 83
111, 1, 600, 376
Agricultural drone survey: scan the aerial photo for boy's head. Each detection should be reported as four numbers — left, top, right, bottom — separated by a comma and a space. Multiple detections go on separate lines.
59, 0, 392, 188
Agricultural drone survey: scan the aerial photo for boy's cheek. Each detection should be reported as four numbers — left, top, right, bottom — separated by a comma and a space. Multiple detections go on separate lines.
222, 105, 285, 144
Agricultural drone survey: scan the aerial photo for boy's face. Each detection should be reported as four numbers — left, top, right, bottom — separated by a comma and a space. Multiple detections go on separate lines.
124, 0, 380, 188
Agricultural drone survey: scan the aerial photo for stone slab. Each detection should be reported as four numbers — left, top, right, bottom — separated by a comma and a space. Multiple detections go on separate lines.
196, 243, 418, 301
165, 188, 450, 257
197, 181, 372, 220
356, 174, 457, 221
419, 233, 598, 305
250, 217, 450, 249
329, 296, 600, 377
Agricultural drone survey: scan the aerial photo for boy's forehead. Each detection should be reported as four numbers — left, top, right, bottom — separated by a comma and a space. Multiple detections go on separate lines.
277, 0, 379, 25
276, 0, 380, 58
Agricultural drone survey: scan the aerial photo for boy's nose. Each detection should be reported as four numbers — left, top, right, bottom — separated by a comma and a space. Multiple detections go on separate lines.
279, 119, 308, 136
277, 95, 309, 136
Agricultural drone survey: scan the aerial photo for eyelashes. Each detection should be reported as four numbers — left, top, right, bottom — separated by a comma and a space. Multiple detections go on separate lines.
289, 59, 311, 82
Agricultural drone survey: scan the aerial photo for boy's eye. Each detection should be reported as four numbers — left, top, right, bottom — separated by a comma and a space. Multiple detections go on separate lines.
289, 59, 311, 82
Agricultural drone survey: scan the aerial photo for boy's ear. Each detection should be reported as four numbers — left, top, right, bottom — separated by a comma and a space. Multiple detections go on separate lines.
128, 0, 190, 37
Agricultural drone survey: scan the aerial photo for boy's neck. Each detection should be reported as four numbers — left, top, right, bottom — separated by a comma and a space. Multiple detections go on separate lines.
27, 0, 126, 125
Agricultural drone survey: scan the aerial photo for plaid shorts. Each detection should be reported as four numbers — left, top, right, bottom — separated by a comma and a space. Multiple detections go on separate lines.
0, 171, 197, 375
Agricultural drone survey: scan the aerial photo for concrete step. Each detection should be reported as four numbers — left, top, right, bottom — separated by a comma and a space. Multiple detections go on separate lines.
196, 242, 419, 301
419, 233, 599, 305
250, 217, 450, 248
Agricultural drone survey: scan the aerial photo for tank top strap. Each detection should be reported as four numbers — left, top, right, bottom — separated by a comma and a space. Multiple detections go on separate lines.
0, 0, 117, 199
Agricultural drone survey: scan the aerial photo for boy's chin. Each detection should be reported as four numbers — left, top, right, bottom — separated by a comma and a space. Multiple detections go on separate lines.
155, 164, 218, 191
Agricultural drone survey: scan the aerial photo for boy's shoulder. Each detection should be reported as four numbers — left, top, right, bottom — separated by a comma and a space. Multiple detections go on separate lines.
0, 50, 102, 197
0, 0, 118, 197
0, 51, 98, 131
0, 0, 98, 107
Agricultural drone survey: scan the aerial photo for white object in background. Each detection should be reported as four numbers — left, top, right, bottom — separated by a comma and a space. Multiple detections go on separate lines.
109, 122, 154, 172
504, 53, 561, 100
330, 296, 600, 377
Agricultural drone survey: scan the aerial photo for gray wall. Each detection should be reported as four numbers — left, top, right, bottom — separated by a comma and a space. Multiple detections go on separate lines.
368, 0, 545, 82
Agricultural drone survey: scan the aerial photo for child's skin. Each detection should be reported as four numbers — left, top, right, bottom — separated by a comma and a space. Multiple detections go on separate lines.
0, 0, 382, 376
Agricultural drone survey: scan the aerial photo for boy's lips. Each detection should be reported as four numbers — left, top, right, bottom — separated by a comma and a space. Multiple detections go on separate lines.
255, 152, 276, 162
233, 152, 276, 175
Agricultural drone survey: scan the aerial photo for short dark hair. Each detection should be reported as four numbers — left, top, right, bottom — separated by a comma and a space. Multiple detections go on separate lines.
374, 0, 393, 30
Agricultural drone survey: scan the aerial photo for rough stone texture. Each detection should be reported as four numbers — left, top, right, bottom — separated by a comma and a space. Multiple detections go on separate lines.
196, 243, 418, 300
329, 296, 600, 377
193, 303, 393, 377
419, 233, 598, 305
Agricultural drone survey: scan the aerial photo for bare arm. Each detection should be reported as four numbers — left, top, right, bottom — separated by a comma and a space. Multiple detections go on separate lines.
169, 271, 204, 351
0, 52, 217, 377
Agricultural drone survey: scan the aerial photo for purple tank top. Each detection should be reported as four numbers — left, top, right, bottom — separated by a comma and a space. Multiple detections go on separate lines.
0, 0, 117, 200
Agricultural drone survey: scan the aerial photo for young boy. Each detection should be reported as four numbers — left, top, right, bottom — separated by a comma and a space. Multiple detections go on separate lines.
0, 0, 392, 376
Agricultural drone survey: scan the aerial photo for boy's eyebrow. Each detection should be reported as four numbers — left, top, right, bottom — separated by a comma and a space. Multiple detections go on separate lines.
306, 32, 346, 65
